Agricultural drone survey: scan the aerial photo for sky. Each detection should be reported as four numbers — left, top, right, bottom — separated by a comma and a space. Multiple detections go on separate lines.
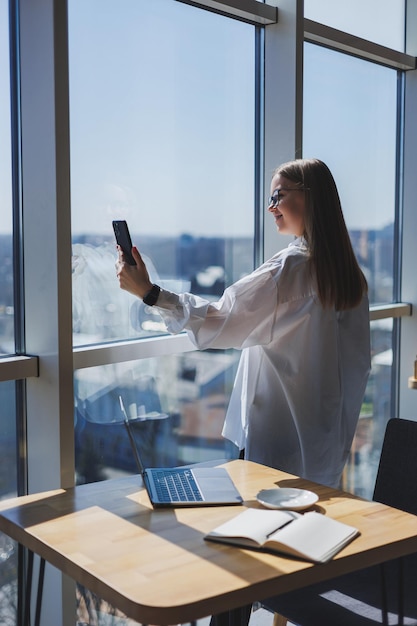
67, 0, 255, 238
0, 0, 405, 237
304, 0, 405, 51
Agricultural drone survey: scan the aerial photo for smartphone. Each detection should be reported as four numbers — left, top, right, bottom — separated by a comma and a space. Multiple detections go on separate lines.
112, 220, 136, 265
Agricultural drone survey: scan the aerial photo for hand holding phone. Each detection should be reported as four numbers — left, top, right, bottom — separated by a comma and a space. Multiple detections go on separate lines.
114, 220, 155, 300
112, 220, 136, 265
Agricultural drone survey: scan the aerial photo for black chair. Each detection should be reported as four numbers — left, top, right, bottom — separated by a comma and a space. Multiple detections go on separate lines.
262, 417, 417, 626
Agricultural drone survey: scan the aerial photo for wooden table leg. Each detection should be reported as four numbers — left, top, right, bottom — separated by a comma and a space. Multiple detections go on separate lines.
272, 614, 287, 626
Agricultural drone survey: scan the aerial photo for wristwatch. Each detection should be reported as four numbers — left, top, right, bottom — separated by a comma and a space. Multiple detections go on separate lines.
143, 283, 161, 306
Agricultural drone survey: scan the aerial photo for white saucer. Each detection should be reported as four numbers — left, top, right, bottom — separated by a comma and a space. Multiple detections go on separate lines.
256, 488, 318, 511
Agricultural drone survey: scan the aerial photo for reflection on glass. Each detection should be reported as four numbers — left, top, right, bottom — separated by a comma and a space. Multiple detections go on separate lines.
342, 320, 393, 499
74, 353, 239, 484
0, 0, 14, 356
304, 0, 405, 51
68, 0, 255, 346
71, 236, 254, 345
303, 43, 397, 306
303, 44, 398, 497
0, 381, 18, 623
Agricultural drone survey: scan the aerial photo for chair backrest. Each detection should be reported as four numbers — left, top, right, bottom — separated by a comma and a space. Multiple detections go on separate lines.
372, 418, 417, 515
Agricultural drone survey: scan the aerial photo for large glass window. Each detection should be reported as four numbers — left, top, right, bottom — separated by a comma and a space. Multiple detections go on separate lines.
69, 0, 255, 346
0, 0, 14, 357
75, 351, 239, 484
303, 42, 398, 497
1, 0, 414, 623
69, 0, 256, 481
0, 1, 18, 619
304, 43, 398, 306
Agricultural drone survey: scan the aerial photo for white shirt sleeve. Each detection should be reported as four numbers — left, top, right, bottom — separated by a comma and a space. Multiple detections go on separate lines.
155, 265, 279, 350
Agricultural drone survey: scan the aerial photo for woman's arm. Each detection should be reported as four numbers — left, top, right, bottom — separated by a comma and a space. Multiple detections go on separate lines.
156, 268, 278, 350
117, 245, 279, 351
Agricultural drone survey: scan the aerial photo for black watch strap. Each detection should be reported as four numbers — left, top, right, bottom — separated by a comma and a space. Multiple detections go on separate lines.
143, 284, 161, 306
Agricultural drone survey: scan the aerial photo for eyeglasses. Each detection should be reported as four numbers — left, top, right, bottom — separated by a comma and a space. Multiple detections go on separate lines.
268, 187, 309, 208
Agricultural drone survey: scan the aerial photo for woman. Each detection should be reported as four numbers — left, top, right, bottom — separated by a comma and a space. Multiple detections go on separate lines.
116, 158, 371, 489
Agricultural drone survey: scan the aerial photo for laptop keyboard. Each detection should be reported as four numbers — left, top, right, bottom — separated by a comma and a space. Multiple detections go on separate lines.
152, 468, 204, 502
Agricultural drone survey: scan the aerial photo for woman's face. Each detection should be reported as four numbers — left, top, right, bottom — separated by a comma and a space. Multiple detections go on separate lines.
268, 174, 306, 237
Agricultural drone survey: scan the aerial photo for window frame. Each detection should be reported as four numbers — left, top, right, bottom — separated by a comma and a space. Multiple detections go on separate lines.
2, 0, 417, 623
1, 7, 414, 383
1, 0, 413, 421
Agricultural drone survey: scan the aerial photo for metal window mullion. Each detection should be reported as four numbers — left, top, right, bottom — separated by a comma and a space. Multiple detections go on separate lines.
9, 7, 30, 623
9, 0, 24, 356
369, 303, 411, 321
263, 0, 303, 261
69, 302, 411, 371
399, 2, 417, 421
175, 0, 278, 25
304, 18, 416, 71
254, 26, 264, 269
18, 0, 75, 622
391, 71, 406, 418
0, 302, 411, 380
394, 72, 406, 306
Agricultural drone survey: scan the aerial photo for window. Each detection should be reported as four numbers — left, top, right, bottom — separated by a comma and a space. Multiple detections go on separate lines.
2, 1, 416, 622
75, 352, 239, 483
0, 0, 14, 357
69, 0, 255, 345
0, 1, 18, 621
303, 42, 399, 496
304, 43, 398, 305
68, 0, 256, 479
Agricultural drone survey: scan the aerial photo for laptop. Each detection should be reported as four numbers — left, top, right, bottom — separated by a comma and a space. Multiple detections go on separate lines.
119, 397, 243, 508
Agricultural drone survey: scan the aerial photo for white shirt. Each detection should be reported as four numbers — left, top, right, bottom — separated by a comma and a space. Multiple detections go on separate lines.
155, 237, 371, 488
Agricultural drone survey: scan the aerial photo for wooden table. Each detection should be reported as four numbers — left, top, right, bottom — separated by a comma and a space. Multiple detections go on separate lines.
1, 459, 417, 625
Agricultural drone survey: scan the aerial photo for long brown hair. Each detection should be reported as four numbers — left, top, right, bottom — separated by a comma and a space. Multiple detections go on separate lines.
274, 158, 367, 310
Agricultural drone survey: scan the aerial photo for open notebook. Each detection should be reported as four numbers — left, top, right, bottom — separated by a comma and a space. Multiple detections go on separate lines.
120, 397, 243, 508
205, 508, 359, 563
